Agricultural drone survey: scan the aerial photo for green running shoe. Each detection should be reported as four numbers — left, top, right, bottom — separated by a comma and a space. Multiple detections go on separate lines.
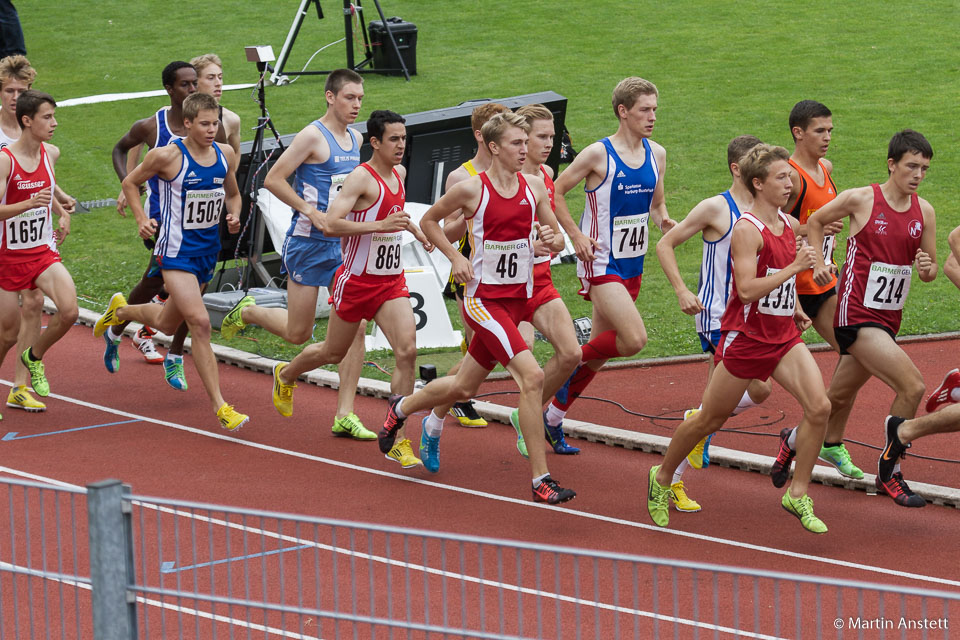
781, 492, 828, 534
21, 349, 49, 397
220, 295, 255, 339
332, 412, 377, 440
508, 409, 529, 459
647, 465, 671, 527
818, 443, 863, 479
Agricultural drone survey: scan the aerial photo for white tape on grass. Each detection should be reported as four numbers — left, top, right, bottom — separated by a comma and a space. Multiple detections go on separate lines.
58, 83, 255, 107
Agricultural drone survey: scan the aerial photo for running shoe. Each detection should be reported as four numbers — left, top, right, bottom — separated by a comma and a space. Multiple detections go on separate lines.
683, 408, 710, 469
818, 443, 864, 479
332, 412, 377, 440
217, 403, 249, 432
378, 394, 406, 454
102, 333, 121, 373
878, 415, 909, 483
6, 385, 45, 412
419, 418, 440, 473
133, 328, 163, 364
20, 349, 48, 397
646, 465, 670, 527
532, 476, 576, 504
670, 481, 701, 513
449, 400, 487, 427
781, 492, 828, 534
770, 427, 795, 488
875, 472, 926, 508
272, 362, 296, 417
93, 292, 127, 338
544, 421, 580, 455
163, 356, 188, 391
925, 368, 960, 413
508, 409, 529, 459
385, 438, 422, 469
220, 295, 255, 339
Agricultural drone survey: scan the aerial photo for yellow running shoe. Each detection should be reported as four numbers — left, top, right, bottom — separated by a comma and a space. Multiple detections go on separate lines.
93, 292, 128, 338
684, 408, 708, 469
781, 491, 828, 534
332, 412, 377, 440
272, 362, 296, 417
217, 403, 249, 432
6, 385, 46, 412
449, 400, 487, 427
220, 295, 255, 339
670, 481, 701, 513
385, 438, 422, 469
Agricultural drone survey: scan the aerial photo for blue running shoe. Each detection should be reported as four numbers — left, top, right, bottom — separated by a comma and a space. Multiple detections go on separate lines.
553, 366, 578, 406
702, 433, 713, 468
544, 413, 579, 455
164, 356, 188, 391
103, 333, 120, 373
419, 417, 440, 473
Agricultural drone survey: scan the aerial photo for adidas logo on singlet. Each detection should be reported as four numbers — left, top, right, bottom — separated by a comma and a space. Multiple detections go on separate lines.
187, 171, 197, 178
13, 173, 21, 180
519, 198, 529, 205
616, 170, 626, 178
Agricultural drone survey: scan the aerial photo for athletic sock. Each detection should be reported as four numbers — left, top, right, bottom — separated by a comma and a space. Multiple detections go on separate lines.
580, 330, 624, 362
551, 364, 599, 412
673, 458, 690, 484
165, 353, 182, 364
532, 472, 550, 488
731, 390, 758, 416
952, 388, 960, 402
423, 410, 444, 438
106, 326, 121, 342
26, 348, 40, 362
823, 441, 843, 448
394, 396, 407, 419
544, 403, 566, 427
786, 426, 798, 450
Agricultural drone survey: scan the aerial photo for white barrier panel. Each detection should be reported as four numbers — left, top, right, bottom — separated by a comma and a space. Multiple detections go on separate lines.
366, 267, 461, 351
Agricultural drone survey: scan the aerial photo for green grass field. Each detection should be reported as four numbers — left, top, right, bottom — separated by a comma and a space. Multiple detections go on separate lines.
22, 1, 960, 377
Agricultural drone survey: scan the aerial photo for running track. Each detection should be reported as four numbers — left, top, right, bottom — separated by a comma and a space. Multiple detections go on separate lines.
2, 322, 959, 596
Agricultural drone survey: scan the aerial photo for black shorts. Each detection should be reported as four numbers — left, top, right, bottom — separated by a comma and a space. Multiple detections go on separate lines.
798, 287, 836, 320
834, 322, 897, 356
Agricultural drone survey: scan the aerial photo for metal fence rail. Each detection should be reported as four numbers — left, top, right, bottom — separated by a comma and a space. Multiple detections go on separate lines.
0, 476, 91, 640
1, 476, 958, 639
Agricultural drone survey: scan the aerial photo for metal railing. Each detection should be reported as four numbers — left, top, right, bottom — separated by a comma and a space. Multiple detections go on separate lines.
1, 476, 957, 639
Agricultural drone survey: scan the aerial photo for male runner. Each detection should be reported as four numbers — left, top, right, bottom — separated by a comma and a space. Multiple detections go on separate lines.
0, 55, 75, 412
219, 69, 377, 443
655, 135, 772, 512
436, 102, 510, 429
784, 130, 936, 508
648, 144, 829, 533
272, 110, 430, 466
504, 103, 580, 457
95, 92, 248, 431
544, 77, 676, 451
784, 101, 861, 480
106, 61, 198, 380
379, 112, 575, 503
0, 90, 79, 409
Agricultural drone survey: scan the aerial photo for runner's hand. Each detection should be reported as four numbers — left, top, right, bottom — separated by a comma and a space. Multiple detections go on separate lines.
55, 213, 70, 245
116, 190, 128, 217
793, 244, 817, 271
59, 193, 77, 215
915, 247, 934, 277
677, 289, 704, 316
824, 220, 843, 236
794, 306, 812, 332
451, 253, 473, 284
138, 217, 158, 240
536, 222, 556, 249
30, 187, 52, 209
572, 230, 599, 262
380, 211, 411, 232
226, 212, 241, 234
658, 217, 677, 234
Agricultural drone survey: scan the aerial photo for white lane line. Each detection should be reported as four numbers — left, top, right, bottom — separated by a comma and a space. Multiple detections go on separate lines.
3, 381, 958, 589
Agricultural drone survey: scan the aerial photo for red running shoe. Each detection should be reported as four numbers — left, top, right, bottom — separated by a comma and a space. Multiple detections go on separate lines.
378, 395, 406, 454
532, 476, 576, 504
876, 473, 926, 508
770, 427, 795, 488
925, 368, 960, 413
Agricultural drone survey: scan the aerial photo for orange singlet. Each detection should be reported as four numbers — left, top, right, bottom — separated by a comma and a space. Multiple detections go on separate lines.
788, 158, 838, 295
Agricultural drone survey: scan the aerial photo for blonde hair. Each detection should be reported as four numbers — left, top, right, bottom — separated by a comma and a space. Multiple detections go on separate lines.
612, 76, 658, 118
738, 144, 790, 196
515, 103, 553, 125
470, 102, 509, 133
183, 92, 219, 121
0, 55, 35, 88
190, 53, 222, 75
481, 112, 530, 148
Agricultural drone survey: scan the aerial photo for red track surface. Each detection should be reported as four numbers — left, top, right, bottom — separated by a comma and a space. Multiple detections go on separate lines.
2, 323, 959, 601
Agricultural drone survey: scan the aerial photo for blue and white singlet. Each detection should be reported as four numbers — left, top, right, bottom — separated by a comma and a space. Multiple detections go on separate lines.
146, 107, 184, 221
695, 190, 741, 335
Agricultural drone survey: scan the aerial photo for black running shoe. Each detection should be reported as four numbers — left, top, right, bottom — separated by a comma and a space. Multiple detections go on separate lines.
449, 400, 487, 427
878, 415, 909, 483
876, 472, 926, 508
532, 476, 576, 504
378, 395, 406, 454
770, 427, 795, 488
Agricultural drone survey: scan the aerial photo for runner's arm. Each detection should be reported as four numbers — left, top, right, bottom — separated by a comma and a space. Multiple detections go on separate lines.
263, 125, 327, 231
421, 181, 477, 282
807, 186, 869, 284
0, 154, 50, 221
656, 198, 720, 315
730, 220, 816, 302
221, 146, 242, 234
915, 199, 937, 282
121, 146, 172, 239
553, 142, 605, 260
648, 142, 675, 233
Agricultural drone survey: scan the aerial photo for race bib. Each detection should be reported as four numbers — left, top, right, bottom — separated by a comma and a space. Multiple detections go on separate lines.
366, 231, 403, 276
821, 235, 835, 263
865, 261, 911, 310
757, 267, 796, 317
183, 189, 224, 230
481, 238, 530, 285
4, 206, 48, 250
612, 213, 648, 259
328, 174, 349, 206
